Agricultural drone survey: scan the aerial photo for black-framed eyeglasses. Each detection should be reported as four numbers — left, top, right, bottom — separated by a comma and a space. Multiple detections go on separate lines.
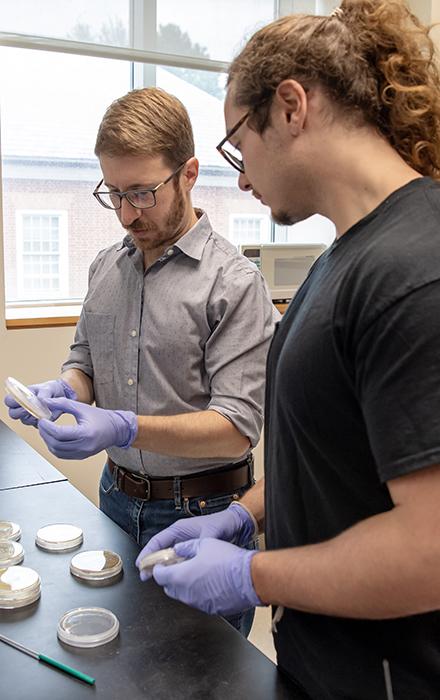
216, 112, 250, 174
93, 162, 186, 210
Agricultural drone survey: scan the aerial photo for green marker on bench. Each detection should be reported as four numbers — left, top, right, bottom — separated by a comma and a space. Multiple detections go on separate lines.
0, 632, 95, 685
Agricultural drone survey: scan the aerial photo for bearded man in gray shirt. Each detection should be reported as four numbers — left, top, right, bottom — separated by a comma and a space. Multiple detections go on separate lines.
5, 87, 278, 636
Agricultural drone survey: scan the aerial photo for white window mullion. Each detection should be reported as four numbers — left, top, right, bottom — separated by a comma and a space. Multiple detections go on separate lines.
131, 0, 157, 88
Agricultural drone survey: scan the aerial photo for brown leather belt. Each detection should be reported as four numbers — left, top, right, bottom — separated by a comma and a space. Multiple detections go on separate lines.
107, 455, 253, 501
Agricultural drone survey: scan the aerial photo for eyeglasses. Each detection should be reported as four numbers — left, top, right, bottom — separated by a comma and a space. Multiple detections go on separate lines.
93, 162, 186, 210
216, 112, 250, 174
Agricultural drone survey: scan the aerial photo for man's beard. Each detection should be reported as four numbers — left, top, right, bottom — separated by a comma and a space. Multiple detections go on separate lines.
127, 183, 186, 253
271, 208, 304, 227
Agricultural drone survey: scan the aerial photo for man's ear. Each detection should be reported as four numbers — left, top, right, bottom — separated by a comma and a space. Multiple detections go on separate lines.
274, 79, 307, 136
182, 157, 199, 191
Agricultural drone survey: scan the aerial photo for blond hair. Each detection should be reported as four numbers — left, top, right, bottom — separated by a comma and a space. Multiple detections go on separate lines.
228, 1, 440, 179
95, 87, 194, 167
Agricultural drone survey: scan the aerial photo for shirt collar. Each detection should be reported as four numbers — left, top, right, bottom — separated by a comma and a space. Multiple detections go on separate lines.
119, 208, 212, 262
173, 209, 211, 261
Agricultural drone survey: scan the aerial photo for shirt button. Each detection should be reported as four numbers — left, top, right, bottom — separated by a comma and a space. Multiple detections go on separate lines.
167, 248, 174, 256
127, 378, 134, 386
130, 330, 137, 337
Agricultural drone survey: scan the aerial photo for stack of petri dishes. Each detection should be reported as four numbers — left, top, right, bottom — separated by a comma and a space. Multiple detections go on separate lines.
0, 521, 21, 542
0, 566, 41, 609
0, 540, 24, 567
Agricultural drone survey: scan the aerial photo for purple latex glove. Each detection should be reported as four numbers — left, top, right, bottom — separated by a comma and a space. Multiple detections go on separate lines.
153, 537, 262, 616
136, 502, 256, 581
37, 397, 138, 459
4, 379, 77, 427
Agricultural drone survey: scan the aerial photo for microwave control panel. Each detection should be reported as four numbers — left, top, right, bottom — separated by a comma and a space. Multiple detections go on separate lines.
241, 247, 261, 271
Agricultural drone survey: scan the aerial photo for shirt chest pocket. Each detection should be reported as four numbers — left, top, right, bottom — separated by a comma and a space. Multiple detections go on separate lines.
84, 312, 115, 386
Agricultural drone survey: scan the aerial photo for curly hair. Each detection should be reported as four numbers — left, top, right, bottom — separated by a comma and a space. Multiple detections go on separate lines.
228, 1, 440, 179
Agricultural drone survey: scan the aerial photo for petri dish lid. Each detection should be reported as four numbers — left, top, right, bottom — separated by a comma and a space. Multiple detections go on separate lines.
70, 550, 122, 582
0, 521, 21, 542
0, 566, 41, 608
57, 607, 119, 648
36, 524, 83, 552
4, 376, 52, 421
0, 540, 24, 567
138, 547, 184, 575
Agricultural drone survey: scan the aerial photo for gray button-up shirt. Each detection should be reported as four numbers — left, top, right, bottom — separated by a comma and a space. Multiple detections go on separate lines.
63, 210, 279, 477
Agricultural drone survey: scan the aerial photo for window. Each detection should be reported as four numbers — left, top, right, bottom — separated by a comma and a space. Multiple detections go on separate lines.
1, 0, 362, 325
16, 211, 68, 300
230, 215, 271, 246
0, 2, 276, 324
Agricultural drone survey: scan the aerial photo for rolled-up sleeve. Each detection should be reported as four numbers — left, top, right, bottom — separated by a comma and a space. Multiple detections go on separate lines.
61, 309, 94, 378
61, 252, 104, 378
206, 267, 279, 447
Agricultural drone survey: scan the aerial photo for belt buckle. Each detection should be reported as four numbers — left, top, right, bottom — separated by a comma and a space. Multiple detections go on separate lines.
129, 471, 151, 501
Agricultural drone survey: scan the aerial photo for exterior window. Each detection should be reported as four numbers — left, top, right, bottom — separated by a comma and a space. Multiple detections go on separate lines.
16, 211, 68, 300
0, 0, 349, 323
230, 215, 271, 246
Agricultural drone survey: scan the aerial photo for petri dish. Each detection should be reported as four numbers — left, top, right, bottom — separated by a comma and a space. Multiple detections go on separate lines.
0, 566, 41, 608
70, 550, 122, 584
0, 540, 24, 567
138, 547, 185, 576
57, 607, 119, 648
36, 524, 83, 552
0, 521, 21, 542
4, 376, 52, 421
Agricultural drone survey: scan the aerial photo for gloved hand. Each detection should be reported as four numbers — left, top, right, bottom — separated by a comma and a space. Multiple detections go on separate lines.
152, 537, 263, 616
4, 379, 77, 427
37, 397, 138, 459
136, 502, 257, 581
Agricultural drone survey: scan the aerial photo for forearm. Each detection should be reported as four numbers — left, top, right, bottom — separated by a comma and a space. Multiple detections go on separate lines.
132, 409, 250, 459
252, 506, 440, 619
239, 478, 265, 532
61, 369, 94, 404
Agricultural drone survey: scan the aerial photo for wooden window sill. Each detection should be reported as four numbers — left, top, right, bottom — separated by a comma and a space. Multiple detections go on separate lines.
6, 301, 287, 330
6, 316, 80, 329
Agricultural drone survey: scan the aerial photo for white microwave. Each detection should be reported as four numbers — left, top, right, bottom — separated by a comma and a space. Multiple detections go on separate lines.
239, 243, 327, 301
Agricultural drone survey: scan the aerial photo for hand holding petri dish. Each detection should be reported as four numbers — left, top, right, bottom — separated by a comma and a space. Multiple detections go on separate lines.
4, 377, 52, 421
137, 547, 185, 576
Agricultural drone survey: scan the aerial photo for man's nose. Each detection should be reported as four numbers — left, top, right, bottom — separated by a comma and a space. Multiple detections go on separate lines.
118, 197, 142, 226
238, 171, 252, 193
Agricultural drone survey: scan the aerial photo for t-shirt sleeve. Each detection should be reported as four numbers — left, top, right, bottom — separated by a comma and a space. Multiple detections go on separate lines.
355, 279, 440, 482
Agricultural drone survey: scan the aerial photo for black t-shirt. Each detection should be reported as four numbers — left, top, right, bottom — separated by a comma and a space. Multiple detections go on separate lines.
265, 177, 440, 700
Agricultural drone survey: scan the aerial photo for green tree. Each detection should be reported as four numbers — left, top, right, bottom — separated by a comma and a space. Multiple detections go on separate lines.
67, 21, 97, 43
99, 17, 129, 47
68, 19, 223, 99
158, 23, 223, 99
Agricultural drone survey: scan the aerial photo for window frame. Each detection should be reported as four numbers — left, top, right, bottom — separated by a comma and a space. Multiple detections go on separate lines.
0, 1, 233, 327
0, 0, 346, 328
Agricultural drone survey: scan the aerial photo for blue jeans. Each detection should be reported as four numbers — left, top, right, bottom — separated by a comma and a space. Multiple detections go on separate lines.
99, 462, 256, 637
